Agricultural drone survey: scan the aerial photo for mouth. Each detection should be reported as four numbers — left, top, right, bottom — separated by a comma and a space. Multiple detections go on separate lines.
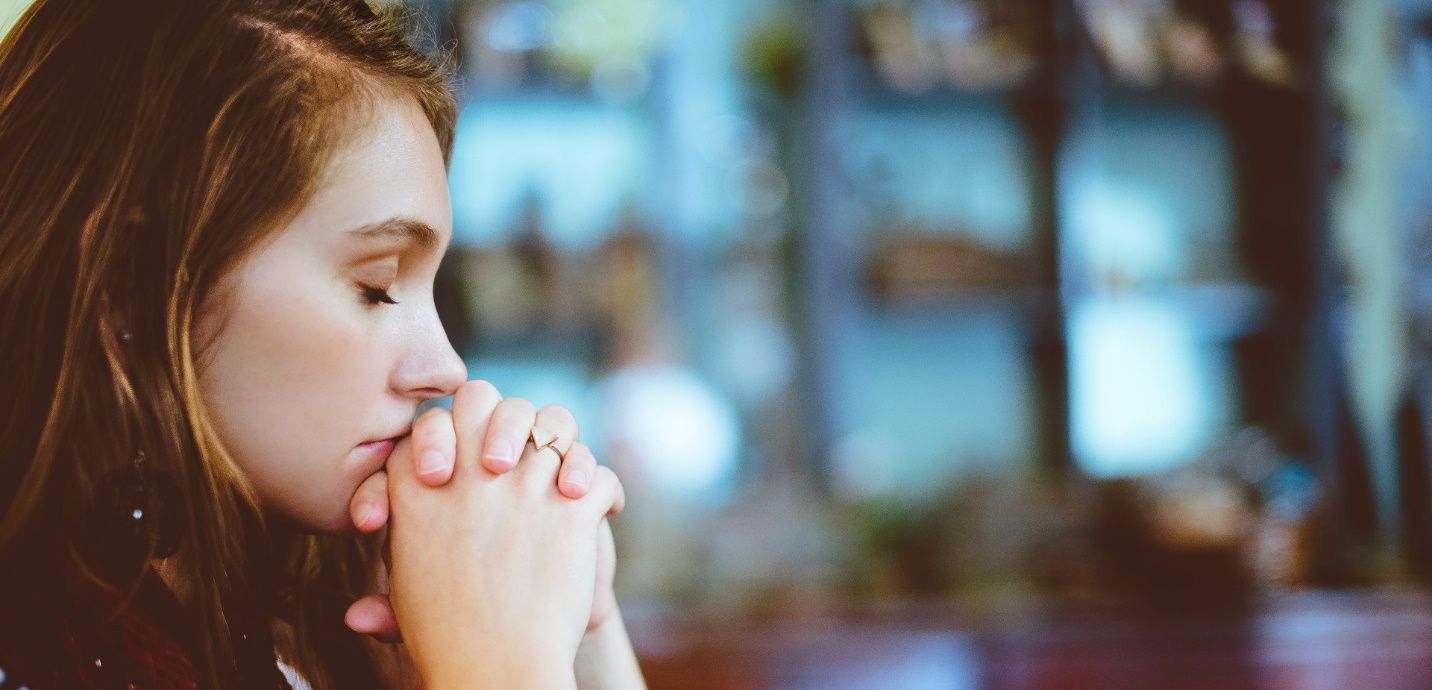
362, 425, 412, 446
356, 423, 413, 465
355, 437, 397, 464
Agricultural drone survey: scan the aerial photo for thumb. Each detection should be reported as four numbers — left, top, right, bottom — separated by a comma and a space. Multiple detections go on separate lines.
343, 594, 404, 644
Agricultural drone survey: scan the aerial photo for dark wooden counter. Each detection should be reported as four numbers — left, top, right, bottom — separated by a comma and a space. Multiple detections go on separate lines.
627, 592, 1432, 689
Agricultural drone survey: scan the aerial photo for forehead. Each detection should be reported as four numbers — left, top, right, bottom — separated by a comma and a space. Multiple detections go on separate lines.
291, 94, 453, 248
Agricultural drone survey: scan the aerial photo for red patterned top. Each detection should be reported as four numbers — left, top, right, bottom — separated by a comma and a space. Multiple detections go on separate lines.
0, 568, 291, 690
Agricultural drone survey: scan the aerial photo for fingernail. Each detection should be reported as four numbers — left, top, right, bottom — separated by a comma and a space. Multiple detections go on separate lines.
357, 505, 377, 530
418, 449, 447, 478
563, 470, 589, 492
484, 439, 514, 468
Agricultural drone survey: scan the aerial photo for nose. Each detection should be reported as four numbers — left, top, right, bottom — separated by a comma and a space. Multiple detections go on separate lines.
392, 307, 468, 401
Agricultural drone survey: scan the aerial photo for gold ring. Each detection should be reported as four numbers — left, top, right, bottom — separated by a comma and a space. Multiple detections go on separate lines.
530, 426, 564, 461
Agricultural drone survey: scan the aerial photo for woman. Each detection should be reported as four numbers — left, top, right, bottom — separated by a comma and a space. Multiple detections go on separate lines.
0, 0, 643, 687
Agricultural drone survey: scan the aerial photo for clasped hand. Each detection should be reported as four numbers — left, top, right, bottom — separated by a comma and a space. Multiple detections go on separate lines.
340, 380, 624, 683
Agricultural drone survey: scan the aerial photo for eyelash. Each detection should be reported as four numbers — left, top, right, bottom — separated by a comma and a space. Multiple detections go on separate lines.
359, 285, 399, 306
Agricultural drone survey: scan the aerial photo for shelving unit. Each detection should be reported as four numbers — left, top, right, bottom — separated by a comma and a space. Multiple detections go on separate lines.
422, 0, 1352, 522
794, 0, 1339, 488
403, 0, 1432, 607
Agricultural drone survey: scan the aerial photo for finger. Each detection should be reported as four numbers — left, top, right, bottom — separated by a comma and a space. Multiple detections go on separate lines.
482, 396, 536, 474
451, 379, 502, 477
384, 436, 419, 501
531, 403, 579, 469
411, 407, 457, 486
515, 431, 565, 491
588, 519, 616, 633
582, 466, 626, 518
344, 594, 403, 644
349, 470, 389, 533
557, 441, 597, 499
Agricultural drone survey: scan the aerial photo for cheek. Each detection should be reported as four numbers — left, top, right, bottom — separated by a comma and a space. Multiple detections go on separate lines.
198, 274, 390, 525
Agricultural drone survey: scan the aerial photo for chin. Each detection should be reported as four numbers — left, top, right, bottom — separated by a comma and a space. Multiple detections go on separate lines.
304, 476, 371, 534
267, 500, 357, 536
312, 510, 362, 535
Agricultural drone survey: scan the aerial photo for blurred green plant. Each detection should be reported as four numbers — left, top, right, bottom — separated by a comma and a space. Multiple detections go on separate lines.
742, 12, 807, 98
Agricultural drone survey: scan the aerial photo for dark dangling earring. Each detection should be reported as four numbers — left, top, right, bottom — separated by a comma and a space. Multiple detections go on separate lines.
88, 322, 185, 569
91, 449, 185, 569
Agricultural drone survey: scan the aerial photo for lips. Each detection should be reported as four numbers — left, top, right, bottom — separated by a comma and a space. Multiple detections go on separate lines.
363, 422, 413, 446
356, 422, 412, 468
354, 437, 400, 473
357, 437, 397, 457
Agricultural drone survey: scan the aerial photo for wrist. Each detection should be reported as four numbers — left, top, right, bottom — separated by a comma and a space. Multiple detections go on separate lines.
575, 606, 646, 690
424, 645, 578, 690
418, 635, 581, 690
582, 613, 620, 646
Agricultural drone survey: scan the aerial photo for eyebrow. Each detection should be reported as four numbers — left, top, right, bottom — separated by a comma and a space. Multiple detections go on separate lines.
345, 216, 442, 252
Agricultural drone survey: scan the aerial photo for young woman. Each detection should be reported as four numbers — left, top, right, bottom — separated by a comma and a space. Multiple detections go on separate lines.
0, 0, 643, 687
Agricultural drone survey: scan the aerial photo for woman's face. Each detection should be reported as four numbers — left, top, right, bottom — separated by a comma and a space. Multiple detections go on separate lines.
196, 95, 467, 533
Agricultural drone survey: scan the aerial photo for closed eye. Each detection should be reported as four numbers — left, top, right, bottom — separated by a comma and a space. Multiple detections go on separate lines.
360, 285, 399, 306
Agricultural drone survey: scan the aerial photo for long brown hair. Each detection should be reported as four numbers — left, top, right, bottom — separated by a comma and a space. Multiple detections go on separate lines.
0, 0, 455, 687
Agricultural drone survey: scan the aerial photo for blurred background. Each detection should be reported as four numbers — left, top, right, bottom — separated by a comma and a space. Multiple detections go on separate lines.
8, 0, 1432, 687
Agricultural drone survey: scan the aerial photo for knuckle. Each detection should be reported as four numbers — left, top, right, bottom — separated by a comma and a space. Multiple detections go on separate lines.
414, 408, 452, 438
539, 404, 576, 429
568, 442, 595, 464
417, 405, 450, 423
500, 396, 536, 419
454, 380, 500, 408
